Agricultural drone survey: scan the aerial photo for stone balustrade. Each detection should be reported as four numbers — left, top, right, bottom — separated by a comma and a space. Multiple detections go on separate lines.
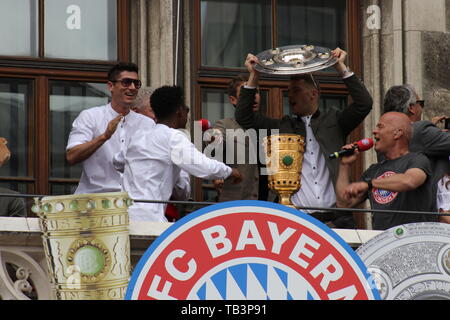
0, 216, 381, 300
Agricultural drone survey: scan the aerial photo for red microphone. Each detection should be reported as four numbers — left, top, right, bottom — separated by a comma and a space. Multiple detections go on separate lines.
196, 118, 211, 131
329, 138, 374, 159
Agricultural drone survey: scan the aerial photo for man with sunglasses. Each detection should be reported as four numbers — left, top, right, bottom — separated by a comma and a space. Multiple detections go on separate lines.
383, 84, 450, 213
66, 62, 155, 194
235, 48, 373, 228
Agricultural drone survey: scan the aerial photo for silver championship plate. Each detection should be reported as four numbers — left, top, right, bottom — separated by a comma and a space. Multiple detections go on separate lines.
254, 45, 338, 75
357, 223, 450, 300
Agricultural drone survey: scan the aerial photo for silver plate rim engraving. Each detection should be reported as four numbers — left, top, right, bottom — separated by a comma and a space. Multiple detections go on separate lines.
255, 44, 338, 75
356, 222, 450, 300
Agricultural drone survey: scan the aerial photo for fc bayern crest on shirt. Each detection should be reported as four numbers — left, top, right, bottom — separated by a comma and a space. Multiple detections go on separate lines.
126, 201, 380, 300
372, 171, 398, 205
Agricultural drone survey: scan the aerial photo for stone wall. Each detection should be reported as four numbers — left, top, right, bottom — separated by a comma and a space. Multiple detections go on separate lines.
129, 0, 193, 131
130, 0, 175, 87
422, 31, 450, 118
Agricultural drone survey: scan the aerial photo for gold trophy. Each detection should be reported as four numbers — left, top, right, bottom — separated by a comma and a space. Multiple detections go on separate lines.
263, 134, 305, 208
34, 192, 133, 300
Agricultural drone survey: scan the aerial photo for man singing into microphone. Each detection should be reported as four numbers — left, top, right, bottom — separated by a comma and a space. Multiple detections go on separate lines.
336, 112, 436, 230
328, 138, 374, 160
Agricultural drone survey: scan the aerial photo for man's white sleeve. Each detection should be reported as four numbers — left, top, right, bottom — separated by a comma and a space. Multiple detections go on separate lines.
66, 110, 95, 151
170, 131, 232, 180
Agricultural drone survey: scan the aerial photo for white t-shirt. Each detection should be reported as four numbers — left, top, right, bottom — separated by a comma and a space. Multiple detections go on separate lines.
67, 103, 155, 194
118, 123, 232, 222
437, 175, 450, 212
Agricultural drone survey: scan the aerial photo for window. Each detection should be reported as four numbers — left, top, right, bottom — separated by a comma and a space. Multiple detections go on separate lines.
0, 1, 38, 56
44, 0, 117, 60
200, 0, 347, 69
200, 86, 269, 201
0, 79, 34, 194
277, 0, 347, 49
194, 0, 362, 202
0, 0, 129, 216
201, 87, 268, 124
200, 0, 271, 68
0, 0, 119, 61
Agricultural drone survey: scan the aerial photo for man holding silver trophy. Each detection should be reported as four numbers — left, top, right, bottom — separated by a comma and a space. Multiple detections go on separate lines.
235, 47, 373, 228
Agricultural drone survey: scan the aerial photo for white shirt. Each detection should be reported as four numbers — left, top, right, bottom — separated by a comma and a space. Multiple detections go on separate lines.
291, 115, 336, 212
117, 123, 232, 222
437, 175, 450, 211
67, 103, 155, 194
244, 72, 353, 212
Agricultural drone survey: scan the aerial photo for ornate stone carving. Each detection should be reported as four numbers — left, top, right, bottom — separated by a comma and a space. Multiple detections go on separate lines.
357, 223, 450, 300
0, 248, 51, 300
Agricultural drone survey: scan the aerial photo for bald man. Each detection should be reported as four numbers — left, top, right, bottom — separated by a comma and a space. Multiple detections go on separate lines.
132, 86, 156, 120
336, 112, 436, 230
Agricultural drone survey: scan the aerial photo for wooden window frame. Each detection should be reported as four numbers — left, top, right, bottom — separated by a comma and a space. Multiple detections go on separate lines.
0, 0, 130, 70
191, 1, 365, 216
0, 0, 131, 200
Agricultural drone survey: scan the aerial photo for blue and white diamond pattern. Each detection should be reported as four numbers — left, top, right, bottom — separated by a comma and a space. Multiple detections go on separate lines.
189, 261, 318, 300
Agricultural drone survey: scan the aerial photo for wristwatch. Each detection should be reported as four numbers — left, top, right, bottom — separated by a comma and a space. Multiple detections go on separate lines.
341, 66, 353, 78
363, 177, 373, 190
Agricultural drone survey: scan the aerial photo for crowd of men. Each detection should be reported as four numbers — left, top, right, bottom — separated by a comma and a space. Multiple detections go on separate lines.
0, 48, 443, 230
60, 47, 450, 230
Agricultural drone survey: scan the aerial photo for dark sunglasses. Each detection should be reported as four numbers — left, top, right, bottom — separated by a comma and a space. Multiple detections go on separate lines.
416, 100, 425, 108
111, 78, 142, 89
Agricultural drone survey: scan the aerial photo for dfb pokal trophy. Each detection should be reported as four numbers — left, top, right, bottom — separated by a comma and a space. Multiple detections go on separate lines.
34, 192, 133, 300
263, 134, 305, 208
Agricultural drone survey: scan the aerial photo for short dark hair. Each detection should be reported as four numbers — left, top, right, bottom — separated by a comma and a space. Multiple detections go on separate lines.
108, 62, 139, 82
227, 74, 248, 97
383, 84, 417, 115
290, 73, 320, 94
150, 85, 184, 120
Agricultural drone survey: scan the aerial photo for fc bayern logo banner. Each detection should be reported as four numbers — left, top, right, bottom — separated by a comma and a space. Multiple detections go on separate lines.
126, 201, 380, 300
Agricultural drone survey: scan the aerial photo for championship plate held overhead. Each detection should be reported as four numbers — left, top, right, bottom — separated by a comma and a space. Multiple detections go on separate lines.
254, 45, 338, 75
126, 201, 380, 300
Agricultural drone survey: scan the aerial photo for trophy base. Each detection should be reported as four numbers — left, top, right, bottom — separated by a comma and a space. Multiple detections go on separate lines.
279, 193, 296, 209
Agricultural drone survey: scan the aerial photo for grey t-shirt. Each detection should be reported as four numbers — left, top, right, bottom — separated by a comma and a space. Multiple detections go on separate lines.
361, 152, 436, 230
